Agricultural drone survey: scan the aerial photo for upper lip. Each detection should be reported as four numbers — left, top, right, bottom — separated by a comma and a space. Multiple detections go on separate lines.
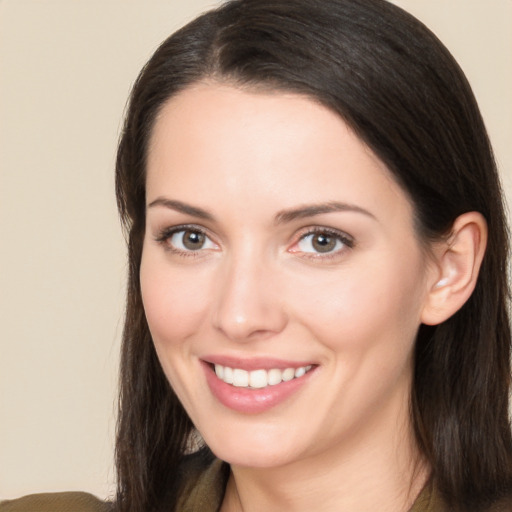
202, 355, 316, 371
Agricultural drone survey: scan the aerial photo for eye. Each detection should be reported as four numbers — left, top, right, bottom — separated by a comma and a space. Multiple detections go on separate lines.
156, 227, 218, 253
291, 228, 353, 257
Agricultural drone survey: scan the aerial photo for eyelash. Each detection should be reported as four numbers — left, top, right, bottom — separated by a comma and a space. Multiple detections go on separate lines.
154, 224, 217, 258
154, 225, 354, 260
291, 227, 354, 260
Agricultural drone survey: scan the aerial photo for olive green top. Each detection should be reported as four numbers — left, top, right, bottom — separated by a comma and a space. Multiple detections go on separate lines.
0, 492, 110, 512
175, 458, 445, 512
2, 458, 511, 511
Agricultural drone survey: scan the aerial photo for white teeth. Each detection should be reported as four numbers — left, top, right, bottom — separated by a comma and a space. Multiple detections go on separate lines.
223, 366, 234, 384
213, 364, 313, 388
232, 369, 249, 387
268, 368, 282, 386
282, 368, 295, 381
294, 366, 306, 378
249, 369, 268, 388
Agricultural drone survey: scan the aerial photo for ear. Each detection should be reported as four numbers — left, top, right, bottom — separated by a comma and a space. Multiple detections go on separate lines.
421, 212, 487, 326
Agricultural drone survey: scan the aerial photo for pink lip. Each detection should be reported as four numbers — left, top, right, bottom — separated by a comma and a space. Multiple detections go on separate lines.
201, 359, 317, 414
202, 354, 315, 371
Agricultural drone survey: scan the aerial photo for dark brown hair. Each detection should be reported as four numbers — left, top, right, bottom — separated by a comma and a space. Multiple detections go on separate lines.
115, 1, 512, 510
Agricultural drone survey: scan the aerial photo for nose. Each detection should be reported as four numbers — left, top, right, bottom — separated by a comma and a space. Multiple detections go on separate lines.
211, 250, 288, 342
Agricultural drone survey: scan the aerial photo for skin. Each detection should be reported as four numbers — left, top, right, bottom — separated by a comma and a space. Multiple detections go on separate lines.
140, 83, 441, 511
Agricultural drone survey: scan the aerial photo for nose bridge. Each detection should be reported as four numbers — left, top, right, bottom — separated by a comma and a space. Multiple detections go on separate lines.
212, 243, 287, 341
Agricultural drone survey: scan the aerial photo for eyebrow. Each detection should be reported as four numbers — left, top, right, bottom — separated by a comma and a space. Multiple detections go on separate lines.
147, 197, 375, 224
147, 197, 215, 221
274, 202, 376, 224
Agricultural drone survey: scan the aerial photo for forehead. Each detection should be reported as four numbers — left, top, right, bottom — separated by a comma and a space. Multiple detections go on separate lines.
146, 82, 413, 228
148, 82, 373, 173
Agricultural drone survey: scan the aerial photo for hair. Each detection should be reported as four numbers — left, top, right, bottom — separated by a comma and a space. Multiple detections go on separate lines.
114, 1, 512, 510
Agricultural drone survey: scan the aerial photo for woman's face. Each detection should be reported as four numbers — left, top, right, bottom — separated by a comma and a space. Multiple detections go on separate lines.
141, 83, 435, 469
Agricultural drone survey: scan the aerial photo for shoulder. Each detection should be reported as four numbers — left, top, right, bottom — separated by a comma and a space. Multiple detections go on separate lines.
0, 492, 110, 512
174, 449, 229, 512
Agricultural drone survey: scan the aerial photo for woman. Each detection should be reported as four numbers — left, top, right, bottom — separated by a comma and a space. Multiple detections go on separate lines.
2, 0, 511, 511
114, 0, 512, 510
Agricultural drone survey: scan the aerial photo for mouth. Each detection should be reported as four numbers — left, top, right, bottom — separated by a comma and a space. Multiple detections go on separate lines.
212, 363, 314, 389
201, 358, 318, 414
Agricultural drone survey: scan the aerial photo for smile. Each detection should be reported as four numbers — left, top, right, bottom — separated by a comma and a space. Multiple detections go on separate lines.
214, 364, 314, 389
202, 359, 317, 413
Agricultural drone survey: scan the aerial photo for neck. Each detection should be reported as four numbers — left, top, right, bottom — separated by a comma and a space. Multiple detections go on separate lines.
221, 405, 428, 512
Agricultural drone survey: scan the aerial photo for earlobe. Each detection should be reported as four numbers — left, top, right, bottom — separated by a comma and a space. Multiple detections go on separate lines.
421, 212, 488, 326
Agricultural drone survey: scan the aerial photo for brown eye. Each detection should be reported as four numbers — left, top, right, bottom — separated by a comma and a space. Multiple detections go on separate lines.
166, 228, 216, 252
295, 230, 351, 255
311, 233, 337, 253
182, 230, 205, 250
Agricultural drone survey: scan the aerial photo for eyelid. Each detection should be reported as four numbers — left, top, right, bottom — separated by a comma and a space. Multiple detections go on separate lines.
154, 224, 219, 255
288, 226, 354, 258
152, 223, 353, 260
154, 223, 205, 241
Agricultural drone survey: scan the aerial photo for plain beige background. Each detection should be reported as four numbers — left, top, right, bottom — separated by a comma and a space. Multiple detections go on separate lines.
0, 0, 510, 501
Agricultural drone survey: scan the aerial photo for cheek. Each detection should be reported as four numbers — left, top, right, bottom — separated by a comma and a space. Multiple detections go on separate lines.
140, 252, 211, 345
287, 254, 426, 356
139, 251, 215, 407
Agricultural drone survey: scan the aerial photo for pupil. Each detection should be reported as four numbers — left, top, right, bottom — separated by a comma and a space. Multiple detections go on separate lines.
312, 234, 336, 253
183, 231, 205, 250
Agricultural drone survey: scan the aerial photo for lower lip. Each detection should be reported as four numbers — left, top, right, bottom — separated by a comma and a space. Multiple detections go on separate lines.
202, 361, 315, 414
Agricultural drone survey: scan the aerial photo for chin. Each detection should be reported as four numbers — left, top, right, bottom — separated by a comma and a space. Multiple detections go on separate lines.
211, 444, 296, 469
198, 420, 309, 469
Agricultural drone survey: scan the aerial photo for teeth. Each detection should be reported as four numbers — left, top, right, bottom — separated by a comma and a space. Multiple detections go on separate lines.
294, 366, 306, 378
268, 368, 282, 386
249, 369, 268, 388
213, 364, 313, 388
223, 366, 234, 384
232, 369, 249, 387
282, 368, 295, 381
